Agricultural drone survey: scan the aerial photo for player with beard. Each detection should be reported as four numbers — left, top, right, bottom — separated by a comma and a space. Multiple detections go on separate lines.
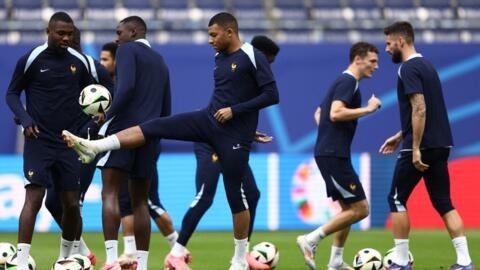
380, 21, 474, 270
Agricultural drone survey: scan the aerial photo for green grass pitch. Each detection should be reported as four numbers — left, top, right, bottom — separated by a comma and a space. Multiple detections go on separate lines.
0, 229, 478, 269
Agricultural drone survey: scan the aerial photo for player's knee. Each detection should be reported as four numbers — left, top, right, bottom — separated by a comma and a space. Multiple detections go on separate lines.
247, 189, 260, 205
432, 198, 454, 216
352, 200, 369, 221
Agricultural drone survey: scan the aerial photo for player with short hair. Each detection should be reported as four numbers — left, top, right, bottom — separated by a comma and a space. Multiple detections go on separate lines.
5, 11, 95, 269
43, 25, 113, 265
100, 42, 117, 81
91, 16, 172, 270
296, 41, 382, 270
62, 12, 279, 270
167, 34, 280, 270
380, 21, 474, 270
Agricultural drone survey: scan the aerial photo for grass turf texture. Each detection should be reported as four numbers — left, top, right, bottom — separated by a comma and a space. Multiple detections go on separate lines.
0, 229, 478, 269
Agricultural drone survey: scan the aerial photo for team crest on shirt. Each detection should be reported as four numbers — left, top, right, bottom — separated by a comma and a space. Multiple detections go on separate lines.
211, 153, 218, 163
231, 62, 237, 72
349, 183, 357, 192
70, 64, 77, 74
27, 169, 34, 179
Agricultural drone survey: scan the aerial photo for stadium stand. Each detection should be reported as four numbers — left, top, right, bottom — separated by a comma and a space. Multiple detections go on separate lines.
0, 0, 479, 43
49, 0, 82, 20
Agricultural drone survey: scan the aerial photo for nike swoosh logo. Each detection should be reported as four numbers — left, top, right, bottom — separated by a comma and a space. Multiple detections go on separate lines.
40, 68, 49, 72
232, 144, 242, 150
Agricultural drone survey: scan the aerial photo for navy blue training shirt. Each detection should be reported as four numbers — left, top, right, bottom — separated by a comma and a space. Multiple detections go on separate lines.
397, 54, 453, 150
5, 43, 93, 145
105, 39, 171, 133
315, 71, 361, 158
207, 42, 279, 140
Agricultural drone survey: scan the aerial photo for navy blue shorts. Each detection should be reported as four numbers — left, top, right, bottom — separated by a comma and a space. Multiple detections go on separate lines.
315, 156, 366, 203
388, 148, 453, 214
23, 138, 80, 191
140, 110, 251, 213
96, 138, 159, 179
118, 146, 167, 218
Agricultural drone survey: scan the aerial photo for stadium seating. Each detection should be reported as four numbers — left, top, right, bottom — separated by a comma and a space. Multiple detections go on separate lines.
0, 0, 479, 43
10, 0, 45, 21
49, 0, 82, 20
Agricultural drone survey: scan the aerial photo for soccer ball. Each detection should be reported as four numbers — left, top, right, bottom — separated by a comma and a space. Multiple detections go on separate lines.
51, 259, 83, 270
67, 254, 92, 270
4, 253, 36, 270
250, 241, 280, 269
352, 248, 383, 270
0, 243, 16, 267
79, 84, 112, 116
382, 248, 414, 268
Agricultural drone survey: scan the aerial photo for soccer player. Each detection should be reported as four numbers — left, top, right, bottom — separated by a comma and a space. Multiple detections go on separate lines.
296, 42, 382, 270
88, 16, 172, 270
43, 25, 113, 265
5, 11, 95, 269
167, 34, 280, 270
62, 12, 279, 270
96, 40, 181, 270
99, 42, 117, 81
379, 21, 475, 270
116, 145, 184, 269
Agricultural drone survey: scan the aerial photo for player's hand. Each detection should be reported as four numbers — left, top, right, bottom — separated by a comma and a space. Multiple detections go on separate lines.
379, 132, 401, 154
24, 125, 40, 139
93, 113, 106, 125
214, 107, 233, 123
412, 148, 429, 172
367, 94, 382, 112
254, 131, 273, 143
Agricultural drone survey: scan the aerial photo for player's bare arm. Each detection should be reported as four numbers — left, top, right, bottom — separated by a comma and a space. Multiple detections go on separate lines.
410, 93, 429, 172
330, 94, 381, 122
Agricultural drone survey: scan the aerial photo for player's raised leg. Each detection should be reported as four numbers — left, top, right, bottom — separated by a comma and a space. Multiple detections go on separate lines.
62, 126, 145, 163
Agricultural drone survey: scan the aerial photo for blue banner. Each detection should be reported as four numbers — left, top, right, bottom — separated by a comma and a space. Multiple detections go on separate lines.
2, 43, 479, 157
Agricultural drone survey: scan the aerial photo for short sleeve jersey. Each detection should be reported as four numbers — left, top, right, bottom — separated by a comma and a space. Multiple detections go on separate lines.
314, 71, 361, 158
397, 54, 453, 149
207, 42, 279, 140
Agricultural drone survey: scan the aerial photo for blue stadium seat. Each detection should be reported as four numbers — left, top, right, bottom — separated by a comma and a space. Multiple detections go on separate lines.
49, 0, 82, 20
382, 0, 418, 21
419, 0, 452, 8
456, 0, 478, 7
310, 0, 346, 21
273, 0, 309, 20
159, 0, 189, 9
231, 0, 265, 20
10, 0, 45, 20
83, 0, 117, 21
157, 0, 189, 25
120, 0, 157, 20
456, 0, 480, 19
417, 0, 455, 20
381, 0, 416, 7
346, 0, 382, 20
0, 0, 9, 20
194, 0, 226, 10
